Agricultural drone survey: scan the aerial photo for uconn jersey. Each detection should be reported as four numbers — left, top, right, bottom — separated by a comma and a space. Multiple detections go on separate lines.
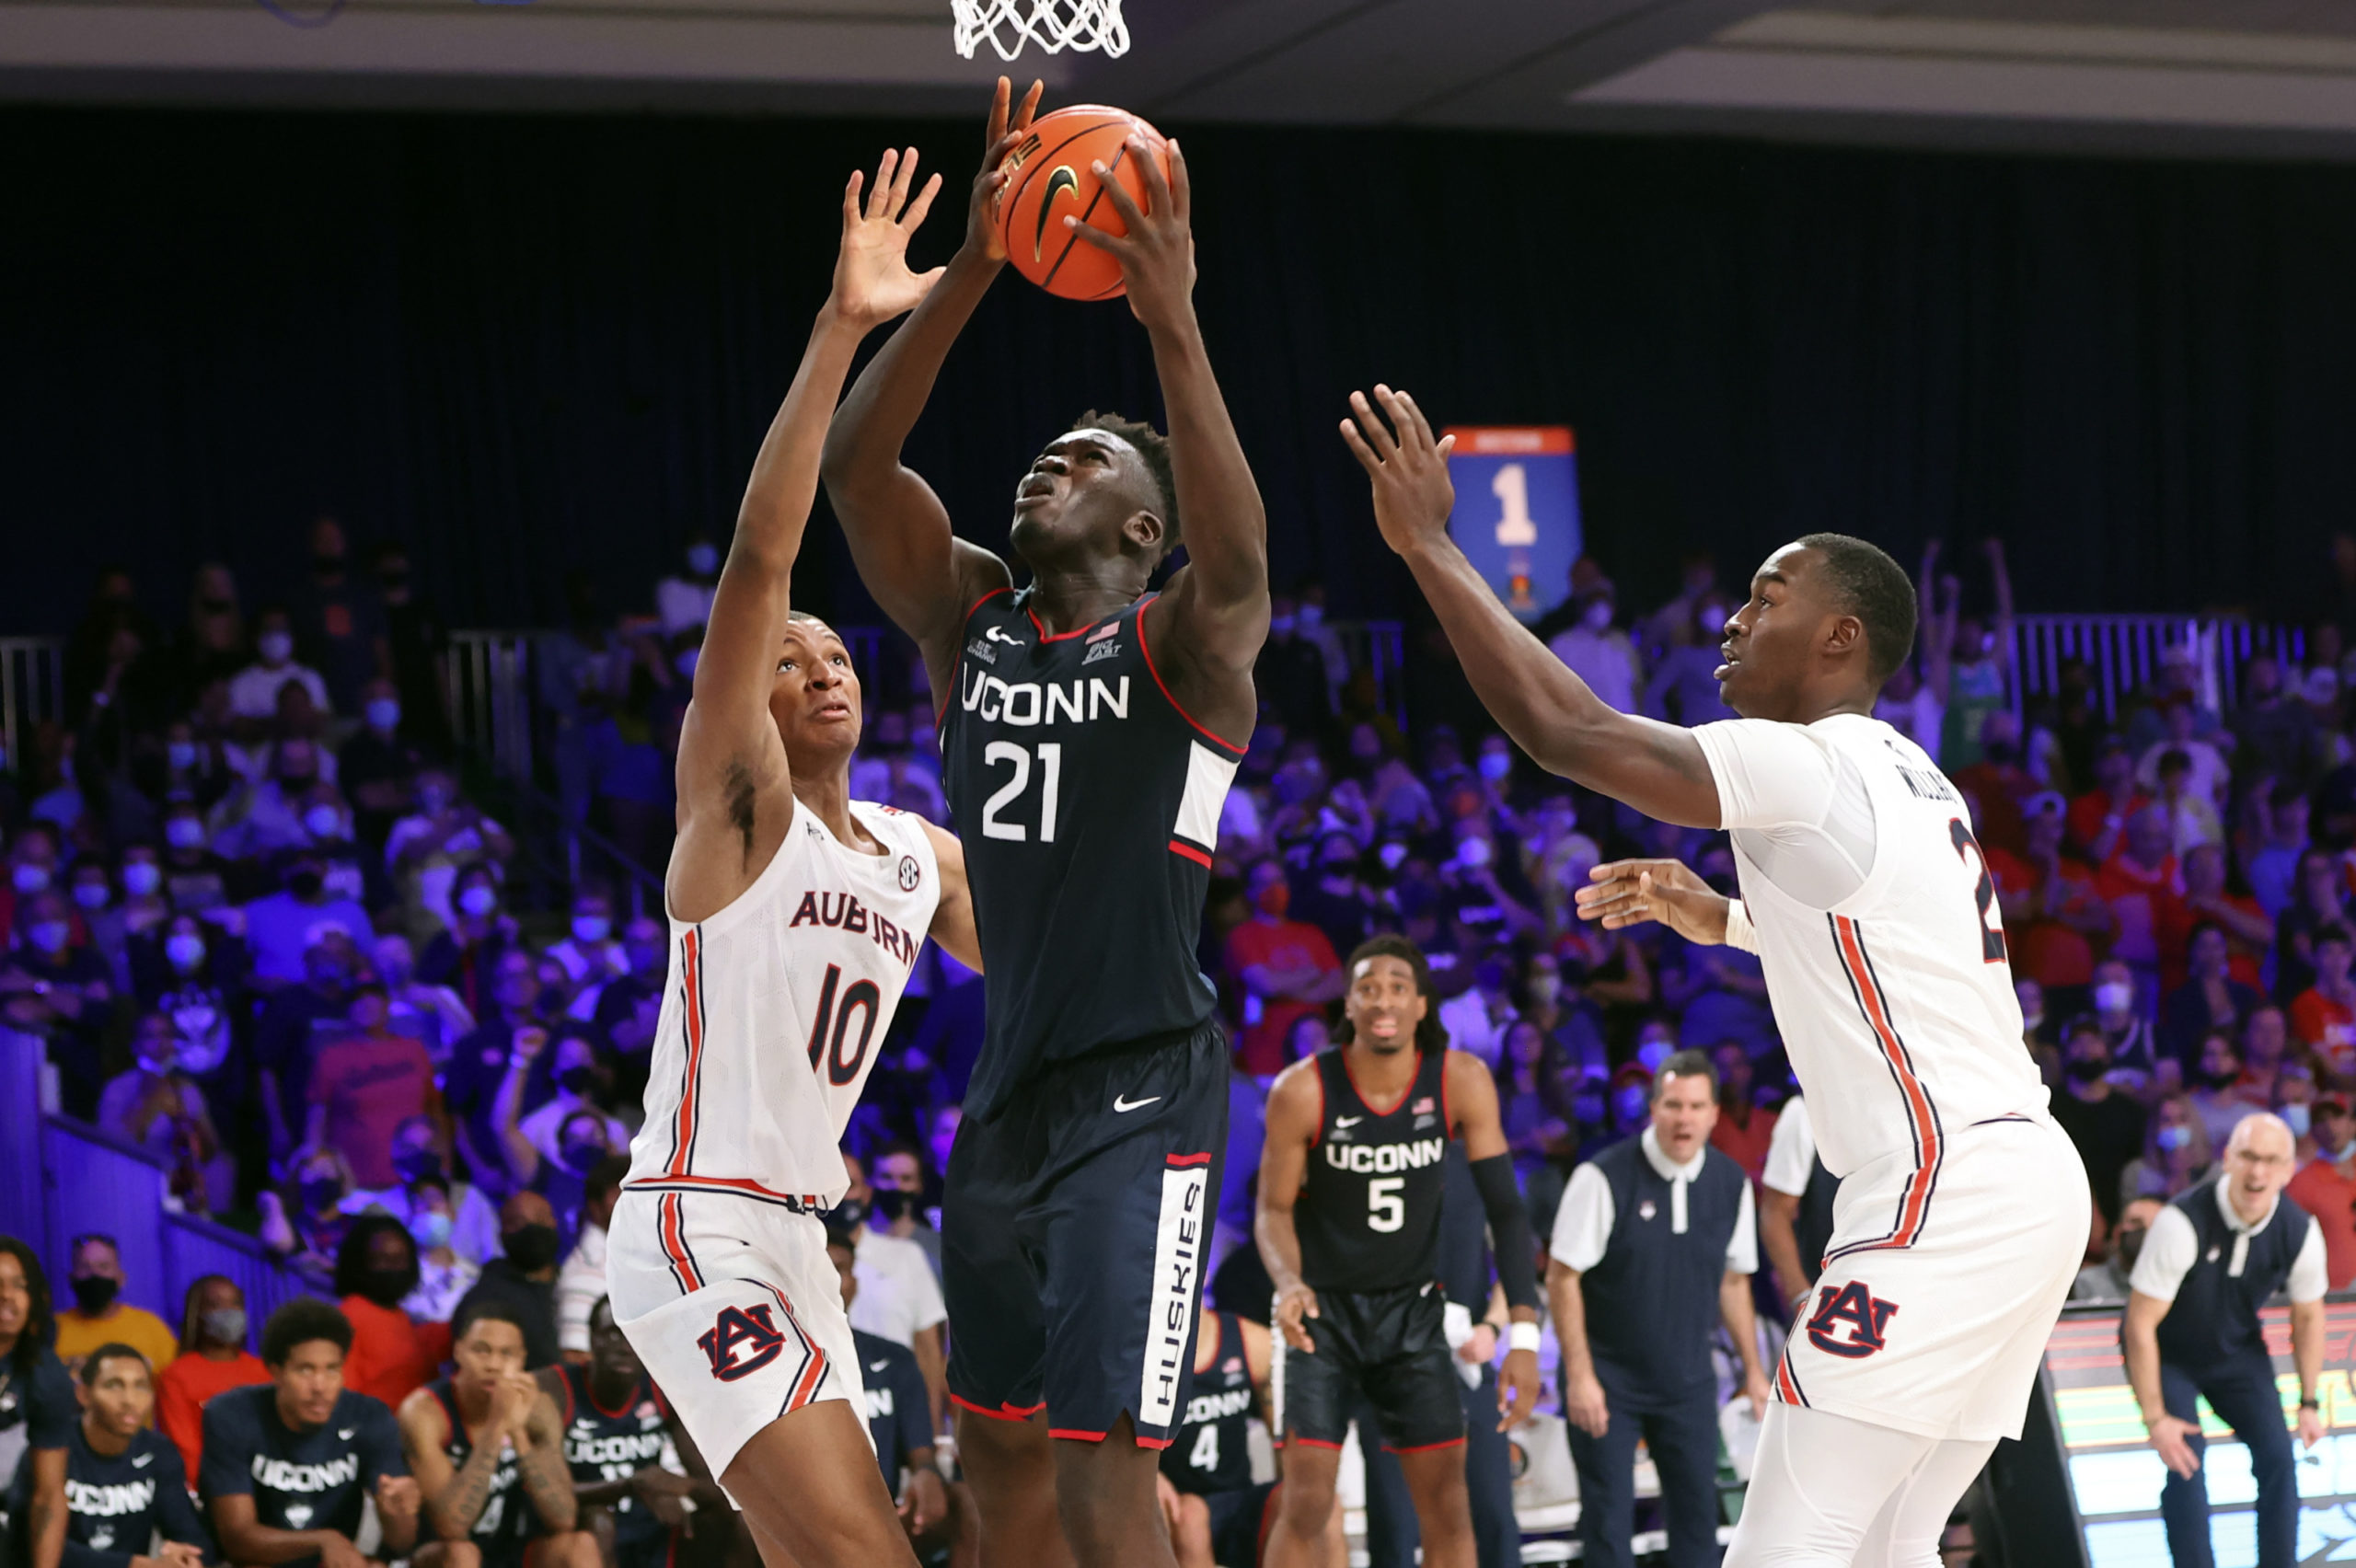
423, 1380, 543, 1558
942, 588, 1242, 1121
1162, 1312, 1255, 1496
556, 1366, 673, 1568
624, 795, 940, 1209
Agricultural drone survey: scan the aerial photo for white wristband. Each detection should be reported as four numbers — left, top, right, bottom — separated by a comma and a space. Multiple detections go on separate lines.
1508, 1321, 1542, 1355
1724, 898, 1760, 954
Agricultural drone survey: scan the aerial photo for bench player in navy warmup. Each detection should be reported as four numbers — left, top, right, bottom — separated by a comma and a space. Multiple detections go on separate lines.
604, 148, 980, 1568
6, 1343, 211, 1568
1255, 935, 1544, 1568
538, 1298, 726, 1568
1154, 1308, 1272, 1568
823, 79, 1269, 1568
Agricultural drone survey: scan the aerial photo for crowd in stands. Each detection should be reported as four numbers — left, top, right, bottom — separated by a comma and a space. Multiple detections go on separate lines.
12, 515, 2356, 1557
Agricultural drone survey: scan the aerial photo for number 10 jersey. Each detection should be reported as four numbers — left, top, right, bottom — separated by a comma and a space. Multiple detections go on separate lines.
941, 588, 1244, 1122
624, 795, 940, 1211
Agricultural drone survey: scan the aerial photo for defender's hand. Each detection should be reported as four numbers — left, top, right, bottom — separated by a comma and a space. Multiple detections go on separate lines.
1497, 1348, 1541, 1432
964, 77, 1043, 264
1341, 387, 1456, 559
1274, 1283, 1321, 1355
1575, 859, 1729, 944
2147, 1413, 2200, 1478
833, 148, 944, 329
1064, 138, 1196, 335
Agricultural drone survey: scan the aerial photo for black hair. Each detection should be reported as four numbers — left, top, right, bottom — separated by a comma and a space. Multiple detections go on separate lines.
1653, 1048, 1718, 1099
79, 1343, 151, 1387
2061, 1014, 2108, 1044
0, 1237, 56, 1371
2319, 922, 2355, 950
452, 1296, 533, 1346
585, 1154, 630, 1211
1072, 409, 1181, 557
1334, 935, 1449, 1055
177, 1273, 238, 1354
260, 1297, 352, 1366
823, 1223, 861, 1256
1794, 533, 1918, 686
332, 1215, 420, 1301
587, 1296, 616, 1334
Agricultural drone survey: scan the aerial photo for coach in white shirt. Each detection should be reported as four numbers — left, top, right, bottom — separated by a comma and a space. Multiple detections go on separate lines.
2123, 1113, 2326, 1568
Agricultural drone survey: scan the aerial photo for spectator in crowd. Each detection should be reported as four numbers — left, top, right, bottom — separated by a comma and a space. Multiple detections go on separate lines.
401, 1176, 480, 1325
212, 738, 334, 862
387, 778, 515, 952
178, 563, 248, 697
416, 860, 518, 1019
2234, 654, 2322, 787
2069, 739, 2150, 865
507, 1028, 628, 1170
2161, 924, 2264, 1066
2126, 1096, 2215, 1205
2088, 958, 2168, 1098
444, 951, 554, 1191
839, 1153, 948, 1432
156, 1274, 268, 1480
1227, 859, 1345, 1078
341, 1115, 501, 1265
452, 1192, 565, 1369
2246, 781, 2311, 919
260, 1145, 359, 1281
2050, 1017, 2154, 1231
243, 853, 374, 992
49, 1235, 177, 1376
253, 933, 362, 1162
866, 1141, 942, 1276
2097, 807, 2189, 1013
2285, 1094, 2356, 1291
1438, 955, 1518, 1069
370, 933, 473, 1064
156, 801, 233, 914
306, 985, 437, 1191
339, 679, 425, 858
334, 1216, 441, 1412
2138, 697, 2232, 813
1952, 710, 2036, 859
543, 885, 628, 1011
1545, 582, 1639, 715
290, 517, 387, 716
1495, 1019, 1576, 1181
2291, 924, 2356, 1086
2150, 749, 2224, 858
4, 887, 113, 1118
1937, 540, 2015, 768
1257, 593, 1337, 733
654, 534, 720, 637
98, 1009, 233, 1216
1290, 831, 1378, 965
2184, 1029, 2270, 1155
1704, 1042, 1775, 1185
2072, 1195, 2164, 1302
2180, 842, 2273, 988
2272, 847, 2349, 1004
1994, 792, 2110, 1020
2241, 1005, 2296, 1105
225, 607, 330, 729
555, 1158, 625, 1361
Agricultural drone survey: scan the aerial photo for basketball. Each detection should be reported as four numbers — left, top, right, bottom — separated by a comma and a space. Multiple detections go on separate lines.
994, 103, 1170, 301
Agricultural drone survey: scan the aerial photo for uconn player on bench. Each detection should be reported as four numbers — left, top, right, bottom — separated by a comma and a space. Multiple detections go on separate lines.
606, 150, 980, 1568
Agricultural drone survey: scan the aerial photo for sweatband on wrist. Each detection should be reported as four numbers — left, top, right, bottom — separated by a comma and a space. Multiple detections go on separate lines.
1508, 1322, 1541, 1355
1725, 898, 1760, 953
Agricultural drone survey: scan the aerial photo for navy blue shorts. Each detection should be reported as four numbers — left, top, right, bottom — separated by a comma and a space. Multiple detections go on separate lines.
941, 1018, 1230, 1447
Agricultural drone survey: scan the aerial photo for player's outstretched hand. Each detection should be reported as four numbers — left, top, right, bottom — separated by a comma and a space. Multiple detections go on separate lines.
1575, 859, 1729, 945
1065, 137, 1196, 335
1274, 1282, 1321, 1355
1341, 387, 1456, 559
833, 147, 944, 330
2147, 1412, 2200, 1478
964, 76, 1042, 266
1497, 1343, 1541, 1432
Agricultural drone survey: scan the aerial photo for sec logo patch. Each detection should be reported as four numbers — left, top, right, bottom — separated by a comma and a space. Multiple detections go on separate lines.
898, 856, 921, 892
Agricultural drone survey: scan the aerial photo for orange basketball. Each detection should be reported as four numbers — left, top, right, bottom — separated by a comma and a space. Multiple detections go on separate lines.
994, 104, 1170, 302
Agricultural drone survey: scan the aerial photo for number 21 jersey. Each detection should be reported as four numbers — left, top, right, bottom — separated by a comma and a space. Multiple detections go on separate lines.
1692, 712, 2048, 1181
941, 588, 1244, 1121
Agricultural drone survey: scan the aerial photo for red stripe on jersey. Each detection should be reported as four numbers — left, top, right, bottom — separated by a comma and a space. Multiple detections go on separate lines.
950, 1394, 1044, 1423
1830, 916, 1942, 1252
1049, 1427, 1107, 1442
1168, 839, 1213, 868
760, 1284, 829, 1412
1384, 1438, 1467, 1455
658, 1194, 702, 1293
1165, 1152, 1213, 1167
964, 586, 1014, 625
627, 1174, 822, 1207
668, 929, 707, 1177
1135, 594, 1249, 755
1775, 1355, 1802, 1405
1026, 604, 1127, 643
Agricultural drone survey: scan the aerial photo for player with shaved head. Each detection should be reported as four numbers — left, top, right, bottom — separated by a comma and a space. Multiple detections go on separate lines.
605, 151, 979, 1568
1341, 384, 2087, 1564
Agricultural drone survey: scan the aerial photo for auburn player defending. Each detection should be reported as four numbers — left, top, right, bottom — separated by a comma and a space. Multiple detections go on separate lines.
1339, 388, 2085, 1564
822, 79, 1269, 1568
1255, 935, 1542, 1568
606, 151, 980, 1568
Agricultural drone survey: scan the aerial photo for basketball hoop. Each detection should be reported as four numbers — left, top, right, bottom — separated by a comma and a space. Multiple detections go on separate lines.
952, 0, 1128, 60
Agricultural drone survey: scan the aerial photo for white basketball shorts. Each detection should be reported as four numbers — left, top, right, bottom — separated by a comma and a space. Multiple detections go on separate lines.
1769, 1110, 2085, 1443
606, 1187, 864, 1491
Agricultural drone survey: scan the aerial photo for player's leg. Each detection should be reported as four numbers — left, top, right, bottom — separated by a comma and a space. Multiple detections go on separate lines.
1168, 1492, 1215, 1568
1641, 1396, 1723, 1568
415, 1543, 485, 1568
1362, 1294, 1473, 1568
1390, 1447, 1472, 1568
1262, 1443, 1343, 1568
1565, 1410, 1638, 1568
727, 1401, 921, 1567
1051, 1414, 1180, 1568
2154, 1362, 2215, 1568
1724, 1403, 1992, 1568
2198, 1354, 2296, 1568
953, 1412, 1070, 1568
524, 1529, 606, 1568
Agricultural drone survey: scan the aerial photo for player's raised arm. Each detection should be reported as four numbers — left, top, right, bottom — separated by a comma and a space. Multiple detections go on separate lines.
1340, 387, 1721, 828
918, 822, 983, 974
1069, 139, 1270, 720
820, 79, 1036, 691
674, 148, 942, 907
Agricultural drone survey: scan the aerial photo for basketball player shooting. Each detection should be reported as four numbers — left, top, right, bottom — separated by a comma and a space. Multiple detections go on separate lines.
604, 151, 981, 1568
1338, 386, 2087, 1567
822, 79, 1269, 1568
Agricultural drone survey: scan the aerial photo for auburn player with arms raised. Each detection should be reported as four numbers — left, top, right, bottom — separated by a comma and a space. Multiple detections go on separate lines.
606, 151, 979, 1568
822, 78, 1269, 1568
1338, 386, 2085, 1565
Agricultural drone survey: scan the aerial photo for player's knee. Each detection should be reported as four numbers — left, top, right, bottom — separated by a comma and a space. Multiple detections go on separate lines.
552, 1529, 604, 1568
420, 1539, 482, 1568
1276, 1471, 1334, 1526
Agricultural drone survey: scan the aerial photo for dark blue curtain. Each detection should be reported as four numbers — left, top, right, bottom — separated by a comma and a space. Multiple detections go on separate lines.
8, 105, 2356, 636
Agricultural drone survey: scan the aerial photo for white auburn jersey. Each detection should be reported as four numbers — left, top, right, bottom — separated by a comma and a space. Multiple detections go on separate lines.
1693, 712, 2048, 1182
624, 796, 941, 1210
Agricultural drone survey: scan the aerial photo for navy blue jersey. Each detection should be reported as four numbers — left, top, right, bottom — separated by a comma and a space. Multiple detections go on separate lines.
1160, 1312, 1254, 1497
852, 1332, 930, 1497
1296, 1049, 1452, 1292
0, 1347, 77, 1457
422, 1380, 544, 1553
941, 589, 1246, 1121
555, 1365, 671, 1553
8, 1424, 211, 1568
198, 1386, 403, 1561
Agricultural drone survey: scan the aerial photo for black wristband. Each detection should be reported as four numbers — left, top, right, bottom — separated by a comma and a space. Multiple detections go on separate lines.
2301, 1398, 2321, 1411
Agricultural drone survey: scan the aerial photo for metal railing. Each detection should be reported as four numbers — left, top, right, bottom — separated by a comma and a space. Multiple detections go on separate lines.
2009, 615, 2305, 725
0, 636, 64, 776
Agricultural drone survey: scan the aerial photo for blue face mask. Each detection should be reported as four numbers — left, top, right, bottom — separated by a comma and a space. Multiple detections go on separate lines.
2282, 1103, 2313, 1136
686, 544, 720, 576
1477, 753, 1512, 783
365, 698, 402, 732
2155, 1124, 2193, 1153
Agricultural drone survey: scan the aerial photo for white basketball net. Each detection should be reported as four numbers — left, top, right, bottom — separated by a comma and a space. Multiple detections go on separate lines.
952, 0, 1128, 59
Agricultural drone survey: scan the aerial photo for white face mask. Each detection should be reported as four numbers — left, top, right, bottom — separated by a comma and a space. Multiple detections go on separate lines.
458, 884, 499, 918
257, 631, 294, 663
2095, 982, 2135, 1015
166, 818, 206, 850
1582, 602, 1614, 632
11, 863, 50, 894
303, 805, 343, 839
122, 862, 162, 897
2282, 1102, 2313, 1136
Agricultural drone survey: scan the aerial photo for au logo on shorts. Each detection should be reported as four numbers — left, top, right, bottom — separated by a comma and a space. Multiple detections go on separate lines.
1805, 1281, 1900, 1359
698, 1304, 789, 1382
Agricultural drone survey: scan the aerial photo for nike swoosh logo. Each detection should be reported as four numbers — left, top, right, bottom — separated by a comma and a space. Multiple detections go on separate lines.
338, 1428, 356, 1440
985, 626, 1026, 645
1033, 165, 1080, 262
1114, 1094, 1161, 1113
130, 1454, 153, 1468
1334, 1115, 1363, 1128
869, 1360, 890, 1372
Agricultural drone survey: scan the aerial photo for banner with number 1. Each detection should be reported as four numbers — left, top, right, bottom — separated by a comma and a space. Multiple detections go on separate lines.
1441, 427, 1580, 623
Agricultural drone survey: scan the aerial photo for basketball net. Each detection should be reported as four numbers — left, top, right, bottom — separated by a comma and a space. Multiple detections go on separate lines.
952, 0, 1128, 60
